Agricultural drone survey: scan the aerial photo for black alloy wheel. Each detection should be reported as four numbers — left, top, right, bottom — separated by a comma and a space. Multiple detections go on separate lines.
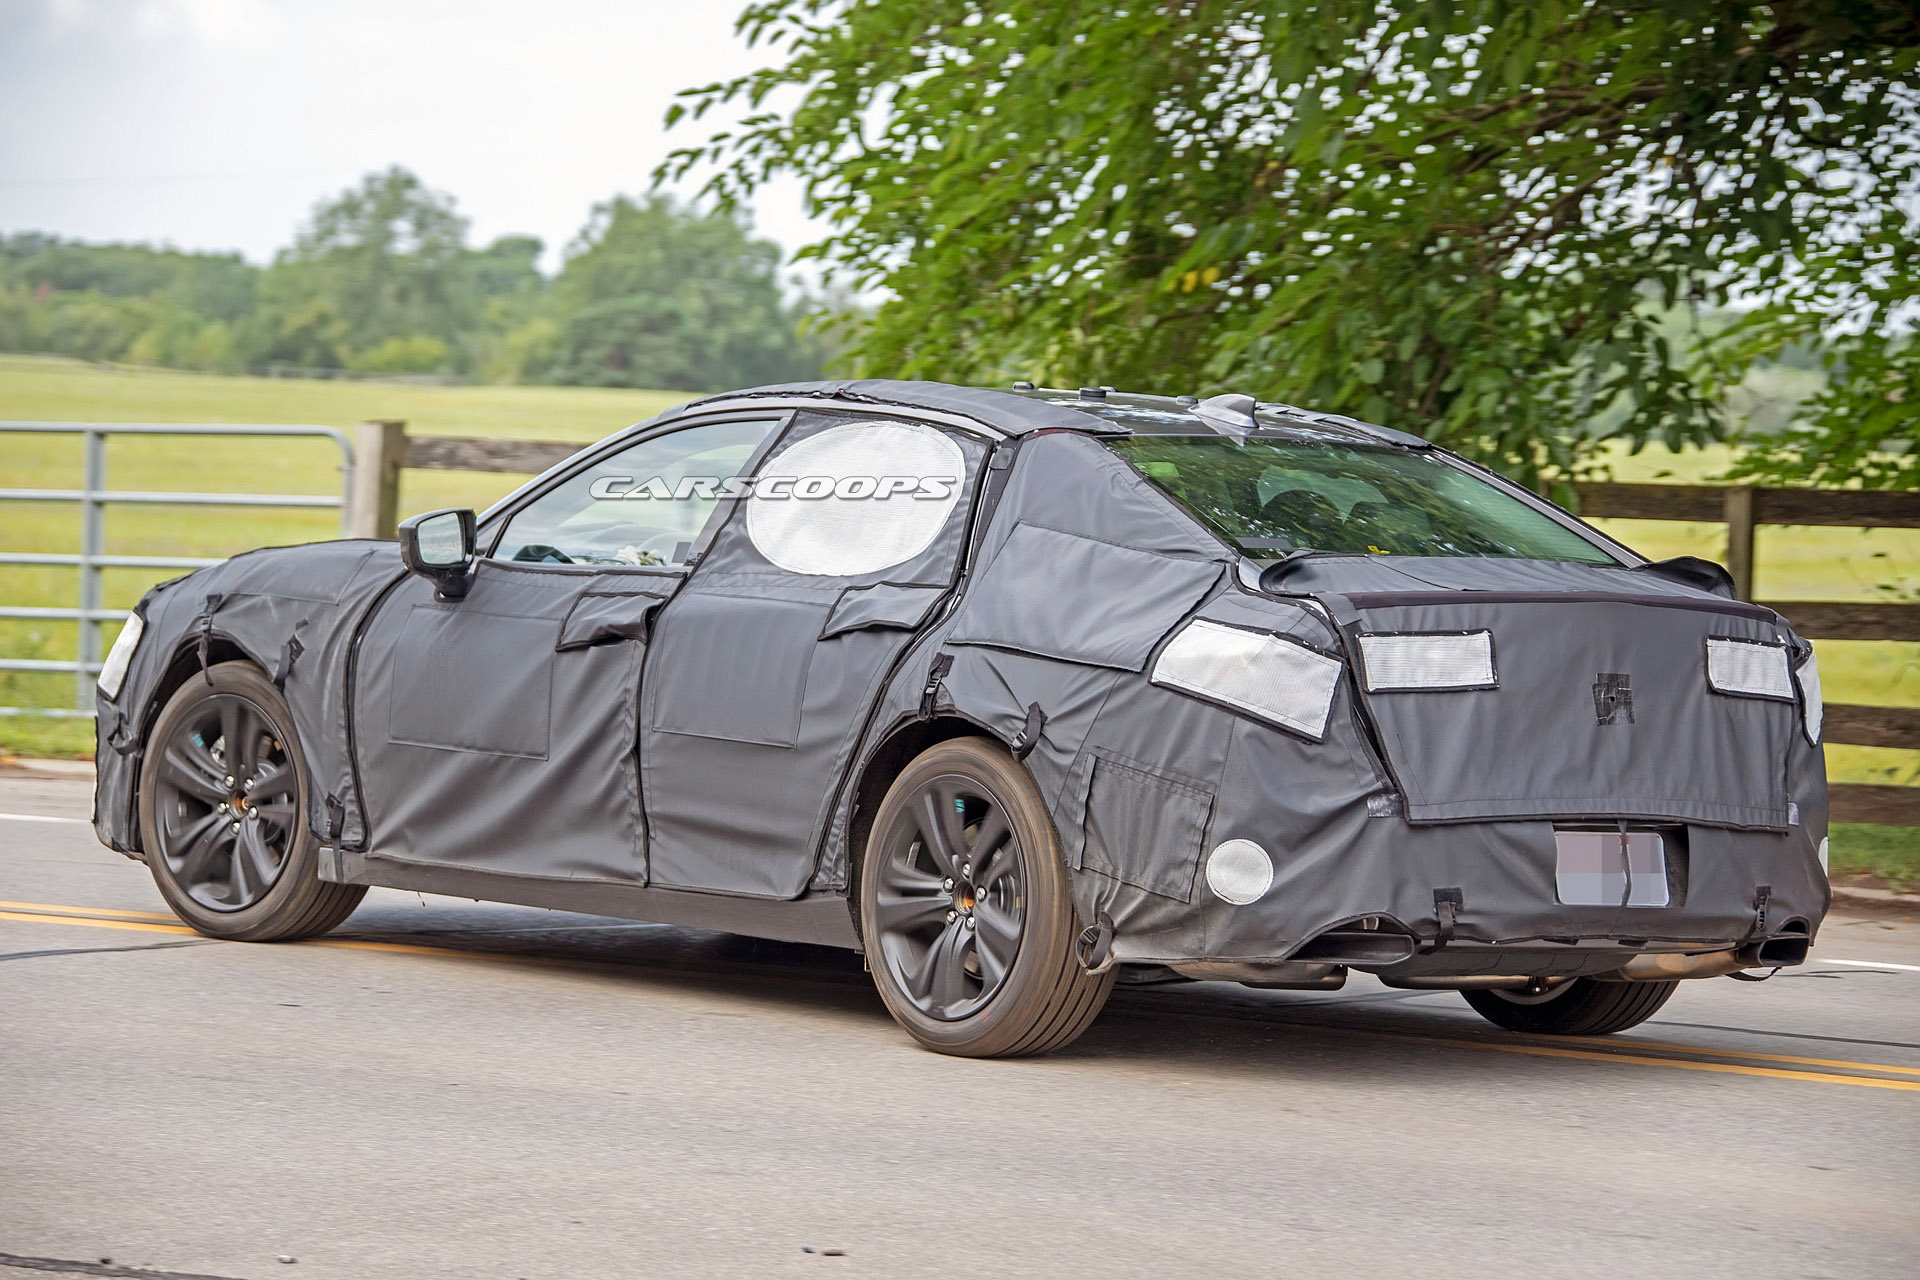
859, 738, 1114, 1057
152, 691, 297, 911
871, 770, 1027, 1020
139, 661, 364, 941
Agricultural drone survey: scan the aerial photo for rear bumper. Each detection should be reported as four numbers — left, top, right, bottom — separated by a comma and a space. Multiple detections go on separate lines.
1107, 811, 1830, 973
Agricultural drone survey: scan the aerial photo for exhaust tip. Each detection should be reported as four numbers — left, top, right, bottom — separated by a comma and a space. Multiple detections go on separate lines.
1752, 921, 1811, 968
1292, 928, 1417, 966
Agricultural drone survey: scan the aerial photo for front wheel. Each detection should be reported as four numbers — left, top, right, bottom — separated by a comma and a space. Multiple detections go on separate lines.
138, 661, 365, 941
858, 738, 1114, 1057
1462, 978, 1679, 1036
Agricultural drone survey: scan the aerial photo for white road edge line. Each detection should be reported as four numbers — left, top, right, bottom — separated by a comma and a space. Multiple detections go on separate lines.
0, 812, 90, 824
1815, 957, 1920, 973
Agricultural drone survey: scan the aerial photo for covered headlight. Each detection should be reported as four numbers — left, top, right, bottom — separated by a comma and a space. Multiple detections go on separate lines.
1356, 630, 1496, 692
96, 611, 144, 701
1151, 618, 1343, 740
1794, 647, 1822, 745
1705, 636, 1793, 700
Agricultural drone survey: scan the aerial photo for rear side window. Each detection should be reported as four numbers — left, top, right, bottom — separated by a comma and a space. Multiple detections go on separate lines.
744, 419, 966, 576
1105, 435, 1616, 564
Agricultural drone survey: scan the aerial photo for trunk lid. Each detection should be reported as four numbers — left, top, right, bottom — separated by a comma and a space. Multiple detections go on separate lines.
1283, 558, 1800, 830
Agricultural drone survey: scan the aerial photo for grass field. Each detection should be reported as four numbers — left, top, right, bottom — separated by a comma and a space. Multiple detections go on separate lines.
1, 354, 1913, 883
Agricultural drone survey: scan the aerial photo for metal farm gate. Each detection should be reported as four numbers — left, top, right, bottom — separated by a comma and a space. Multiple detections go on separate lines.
0, 422, 353, 718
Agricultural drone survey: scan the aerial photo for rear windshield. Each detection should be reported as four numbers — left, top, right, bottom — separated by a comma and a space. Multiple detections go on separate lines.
1105, 435, 1616, 564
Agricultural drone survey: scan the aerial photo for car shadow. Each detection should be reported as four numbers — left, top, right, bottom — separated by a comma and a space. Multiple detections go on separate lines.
328, 897, 1587, 1085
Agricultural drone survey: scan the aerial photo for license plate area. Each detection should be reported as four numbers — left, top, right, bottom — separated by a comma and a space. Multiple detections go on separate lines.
1554, 827, 1672, 907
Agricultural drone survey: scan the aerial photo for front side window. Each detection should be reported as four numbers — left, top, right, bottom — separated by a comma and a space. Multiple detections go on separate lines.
1105, 435, 1616, 565
492, 418, 777, 566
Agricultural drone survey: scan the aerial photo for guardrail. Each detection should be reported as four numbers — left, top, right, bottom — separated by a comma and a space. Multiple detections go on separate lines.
0, 422, 354, 717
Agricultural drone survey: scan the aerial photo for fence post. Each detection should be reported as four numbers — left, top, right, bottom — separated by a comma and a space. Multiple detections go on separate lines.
1723, 484, 1756, 601
347, 420, 406, 539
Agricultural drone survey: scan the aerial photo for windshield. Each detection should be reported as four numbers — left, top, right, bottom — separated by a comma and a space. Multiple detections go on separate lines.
1106, 435, 1616, 564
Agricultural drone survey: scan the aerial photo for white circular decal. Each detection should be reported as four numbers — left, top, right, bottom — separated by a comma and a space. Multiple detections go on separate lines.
746, 421, 966, 577
1205, 839, 1274, 905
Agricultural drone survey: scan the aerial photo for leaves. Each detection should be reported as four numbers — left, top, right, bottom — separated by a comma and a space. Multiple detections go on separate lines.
663, 0, 1920, 488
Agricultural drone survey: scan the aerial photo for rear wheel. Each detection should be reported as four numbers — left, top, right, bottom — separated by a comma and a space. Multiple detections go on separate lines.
859, 738, 1114, 1057
139, 661, 365, 941
1462, 978, 1679, 1036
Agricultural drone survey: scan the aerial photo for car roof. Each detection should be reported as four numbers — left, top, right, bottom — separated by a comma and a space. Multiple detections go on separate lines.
670, 379, 1428, 450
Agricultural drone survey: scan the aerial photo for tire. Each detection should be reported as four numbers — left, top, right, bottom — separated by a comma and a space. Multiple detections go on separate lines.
858, 737, 1115, 1057
1462, 978, 1680, 1036
138, 660, 365, 941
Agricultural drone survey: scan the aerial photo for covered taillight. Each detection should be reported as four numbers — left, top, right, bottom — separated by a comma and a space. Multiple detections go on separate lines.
1705, 636, 1794, 700
1356, 630, 1496, 692
1151, 619, 1343, 741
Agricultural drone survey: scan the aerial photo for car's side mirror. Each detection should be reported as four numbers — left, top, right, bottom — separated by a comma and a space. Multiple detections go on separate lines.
399, 508, 477, 600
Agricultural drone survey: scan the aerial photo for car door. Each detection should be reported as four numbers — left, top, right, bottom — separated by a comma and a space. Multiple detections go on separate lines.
640, 409, 990, 898
350, 415, 782, 882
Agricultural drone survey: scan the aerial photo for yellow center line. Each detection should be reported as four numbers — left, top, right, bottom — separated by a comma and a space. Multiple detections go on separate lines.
0, 898, 179, 922
1603, 1037, 1920, 1077
0, 910, 197, 936
7, 904, 1919, 1092
0, 909, 590, 968
1462, 1039, 1920, 1092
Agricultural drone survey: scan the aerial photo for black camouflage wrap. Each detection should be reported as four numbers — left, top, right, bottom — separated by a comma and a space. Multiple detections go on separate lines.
96, 380, 1830, 974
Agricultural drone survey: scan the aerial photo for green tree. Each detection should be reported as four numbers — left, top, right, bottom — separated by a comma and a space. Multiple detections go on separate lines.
472, 315, 561, 384
0, 177, 823, 391
0, 283, 32, 352
348, 334, 454, 375
253, 166, 476, 369
0, 234, 259, 367
3, 236, 255, 319
245, 293, 352, 371
464, 234, 551, 381
547, 193, 823, 391
666, 0, 1920, 489
469, 234, 545, 304
39, 293, 146, 362
125, 300, 207, 367
179, 320, 241, 372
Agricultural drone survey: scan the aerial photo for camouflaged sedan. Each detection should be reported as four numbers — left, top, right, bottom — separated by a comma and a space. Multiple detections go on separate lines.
93, 381, 1829, 1056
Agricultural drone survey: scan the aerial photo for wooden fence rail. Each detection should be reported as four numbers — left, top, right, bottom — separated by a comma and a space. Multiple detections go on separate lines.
345, 422, 1920, 828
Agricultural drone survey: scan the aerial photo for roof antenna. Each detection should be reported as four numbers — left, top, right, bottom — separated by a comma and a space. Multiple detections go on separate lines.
1190, 392, 1258, 438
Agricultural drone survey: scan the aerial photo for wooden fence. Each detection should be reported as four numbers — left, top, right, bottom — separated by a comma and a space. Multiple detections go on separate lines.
345, 421, 1920, 828
1572, 482, 1920, 827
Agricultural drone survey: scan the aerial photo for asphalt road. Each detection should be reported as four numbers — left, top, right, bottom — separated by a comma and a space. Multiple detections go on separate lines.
2, 770, 1916, 1280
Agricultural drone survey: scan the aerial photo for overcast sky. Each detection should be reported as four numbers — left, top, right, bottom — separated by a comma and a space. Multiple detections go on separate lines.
0, 0, 825, 270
